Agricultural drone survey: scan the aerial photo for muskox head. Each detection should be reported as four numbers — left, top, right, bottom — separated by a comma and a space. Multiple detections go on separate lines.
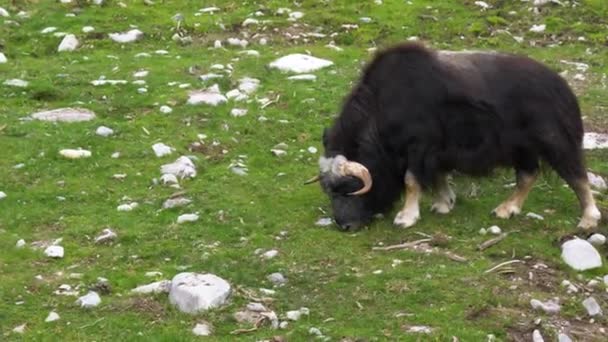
306, 154, 375, 231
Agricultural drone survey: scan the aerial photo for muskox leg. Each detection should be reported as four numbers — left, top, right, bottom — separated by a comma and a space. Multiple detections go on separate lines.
568, 178, 602, 229
493, 170, 538, 219
431, 173, 456, 214
394, 171, 421, 228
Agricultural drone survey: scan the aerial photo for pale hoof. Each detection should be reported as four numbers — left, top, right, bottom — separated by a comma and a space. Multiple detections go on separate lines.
431, 201, 452, 214
393, 209, 420, 228
492, 202, 521, 219
577, 207, 601, 230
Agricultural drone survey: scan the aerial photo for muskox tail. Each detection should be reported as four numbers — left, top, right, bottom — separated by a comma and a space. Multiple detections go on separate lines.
436, 98, 506, 176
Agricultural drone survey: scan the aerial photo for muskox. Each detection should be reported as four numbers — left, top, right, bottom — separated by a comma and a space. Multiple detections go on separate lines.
307, 42, 601, 231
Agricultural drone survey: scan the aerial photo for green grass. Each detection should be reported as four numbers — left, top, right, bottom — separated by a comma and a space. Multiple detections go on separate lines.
1, 0, 608, 341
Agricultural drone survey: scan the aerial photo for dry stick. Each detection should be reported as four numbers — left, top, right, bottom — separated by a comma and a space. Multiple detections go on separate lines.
372, 239, 432, 251
79, 317, 105, 329
484, 260, 523, 274
231, 317, 267, 335
478, 233, 509, 251
443, 251, 468, 263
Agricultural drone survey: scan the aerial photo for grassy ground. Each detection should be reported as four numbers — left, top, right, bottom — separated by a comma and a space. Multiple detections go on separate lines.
1, 0, 608, 341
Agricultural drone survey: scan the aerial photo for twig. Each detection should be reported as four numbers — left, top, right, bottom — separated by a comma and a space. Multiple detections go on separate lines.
372, 239, 432, 251
478, 233, 508, 251
484, 260, 522, 273
261, 95, 280, 109
443, 251, 468, 263
79, 317, 105, 329
230, 326, 258, 335
414, 231, 433, 238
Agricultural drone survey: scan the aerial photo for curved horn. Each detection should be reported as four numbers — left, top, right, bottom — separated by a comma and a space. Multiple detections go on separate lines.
304, 175, 320, 185
338, 161, 372, 195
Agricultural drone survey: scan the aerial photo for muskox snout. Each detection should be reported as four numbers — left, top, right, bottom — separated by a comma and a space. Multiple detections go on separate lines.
335, 220, 361, 231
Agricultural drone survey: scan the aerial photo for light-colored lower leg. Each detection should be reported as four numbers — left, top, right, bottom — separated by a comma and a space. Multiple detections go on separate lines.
394, 171, 421, 228
573, 179, 601, 229
431, 174, 456, 214
493, 171, 538, 219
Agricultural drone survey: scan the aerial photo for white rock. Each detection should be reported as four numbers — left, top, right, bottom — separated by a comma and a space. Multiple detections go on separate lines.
286, 310, 302, 321
558, 333, 573, 342
271, 149, 287, 157
3, 79, 29, 87
95, 126, 113, 137
44, 245, 64, 258
238, 77, 260, 94
91, 79, 128, 86
487, 225, 502, 235
76, 291, 101, 308
111, 152, 120, 158
288, 74, 317, 81
309, 327, 323, 336
261, 250, 278, 259
58, 34, 79, 52
145, 271, 163, 277
41, 27, 57, 34
604, 275, 608, 287
187, 84, 227, 106
288, 11, 304, 20
109, 29, 143, 43
82, 26, 95, 33
200, 7, 220, 13
226, 89, 247, 101
161, 156, 197, 179
155, 49, 169, 55
16, 239, 26, 248
242, 18, 259, 26
117, 202, 138, 211
13, 324, 26, 334
238, 50, 260, 57
530, 24, 546, 33
561, 238, 603, 271
94, 228, 117, 244
530, 298, 560, 314
316, 218, 333, 226
177, 213, 199, 224
230, 108, 248, 117
582, 297, 602, 316
200, 73, 223, 82
0, 7, 9, 17
192, 322, 213, 336
267, 272, 286, 286
532, 330, 544, 342
152, 143, 174, 157
0, 52, 7, 64
474, 1, 491, 9
160, 173, 179, 185
45, 311, 60, 322
159, 105, 172, 114
133, 70, 149, 78
587, 172, 607, 191
32, 108, 96, 122
169, 273, 231, 314
526, 212, 544, 220
59, 149, 91, 159
269, 54, 333, 73
246, 302, 267, 312
406, 326, 433, 333
163, 197, 192, 209
131, 280, 171, 294
308, 146, 318, 154
584, 132, 608, 149
588, 233, 606, 246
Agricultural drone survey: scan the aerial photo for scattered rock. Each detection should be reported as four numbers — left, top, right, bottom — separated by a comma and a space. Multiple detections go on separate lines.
261, 249, 279, 259
82, 26, 95, 33
269, 54, 333, 73
76, 291, 101, 308
159, 105, 172, 114
532, 330, 544, 342
59, 149, 92, 159
286, 307, 309, 321
192, 322, 213, 336
0, 7, 9, 17
169, 272, 231, 314
588, 233, 606, 246
288, 74, 317, 81
161, 156, 197, 179
177, 213, 199, 224
16, 239, 26, 248
238, 77, 260, 94
200, 73, 223, 82
152, 143, 174, 157
561, 238, 603, 271
45, 311, 60, 322
163, 197, 192, 209
44, 245, 64, 258
117, 202, 138, 211
0, 52, 7, 63
315, 218, 333, 226
0, 191, 6, 200
582, 297, 602, 316
587, 172, 607, 191
58, 34, 79, 52
271, 149, 287, 157
109, 29, 143, 43
530, 24, 546, 33
583, 133, 608, 150
3, 79, 29, 87
526, 212, 544, 220
406, 326, 433, 334
160, 174, 179, 185
13, 324, 26, 334
230, 108, 248, 117
267, 272, 286, 286
309, 327, 323, 336
187, 84, 227, 106
91, 79, 128, 86
530, 298, 561, 314
558, 333, 573, 342
131, 280, 171, 294
474, 1, 491, 9
94, 228, 117, 244
487, 225, 502, 235
96, 126, 114, 137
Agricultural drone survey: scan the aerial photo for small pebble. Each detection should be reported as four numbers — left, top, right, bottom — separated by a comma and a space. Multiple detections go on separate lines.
487, 226, 501, 235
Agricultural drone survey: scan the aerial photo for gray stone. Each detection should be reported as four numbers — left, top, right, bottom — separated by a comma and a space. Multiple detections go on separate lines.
31, 108, 96, 122
169, 273, 231, 314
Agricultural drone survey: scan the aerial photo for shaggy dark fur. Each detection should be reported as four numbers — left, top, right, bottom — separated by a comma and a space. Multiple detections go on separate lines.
319, 43, 586, 230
